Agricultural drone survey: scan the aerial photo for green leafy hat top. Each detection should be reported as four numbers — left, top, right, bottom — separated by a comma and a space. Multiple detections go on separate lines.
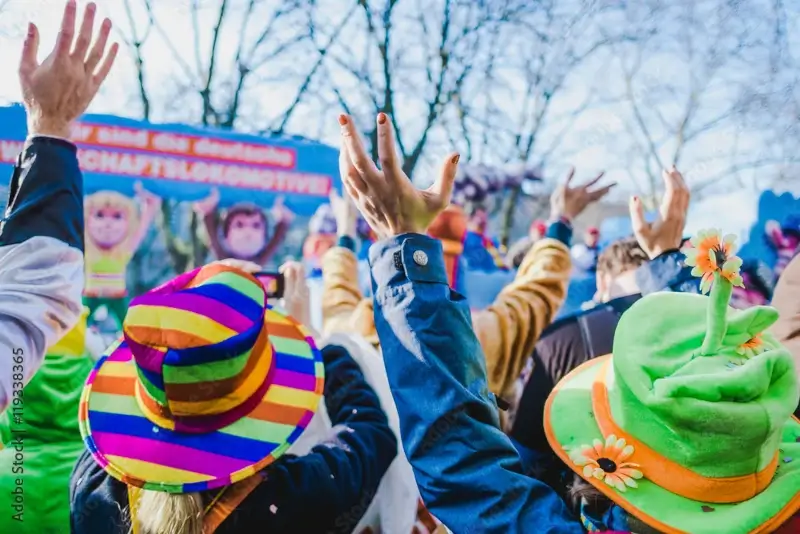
544, 227, 800, 534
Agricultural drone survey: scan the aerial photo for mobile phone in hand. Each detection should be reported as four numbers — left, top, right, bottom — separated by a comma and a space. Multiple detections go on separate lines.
254, 272, 285, 299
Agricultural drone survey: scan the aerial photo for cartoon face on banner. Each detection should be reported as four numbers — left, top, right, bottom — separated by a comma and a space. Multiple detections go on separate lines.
86, 191, 138, 249
224, 204, 269, 258
738, 191, 800, 280
83, 184, 161, 299
194, 188, 294, 266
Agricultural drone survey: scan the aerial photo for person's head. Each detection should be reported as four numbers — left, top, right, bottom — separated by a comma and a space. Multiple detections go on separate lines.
85, 191, 139, 250
595, 237, 648, 302
467, 205, 489, 234
529, 220, 547, 241
585, 226, 600, 248
78, 263, 325, 534
309, 203, 337, 235
545, 229, 800, 534
222, 203, 268, 258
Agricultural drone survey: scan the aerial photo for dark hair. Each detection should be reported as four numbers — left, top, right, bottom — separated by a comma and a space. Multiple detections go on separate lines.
222, 203, 268, 236
568, 474, 664, 534
507, 238, 534, 269
567, 473, 610, 511
596, 237, 648, 278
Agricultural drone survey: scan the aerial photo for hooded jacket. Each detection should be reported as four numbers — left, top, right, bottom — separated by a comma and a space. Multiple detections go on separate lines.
0, 136, 85, 414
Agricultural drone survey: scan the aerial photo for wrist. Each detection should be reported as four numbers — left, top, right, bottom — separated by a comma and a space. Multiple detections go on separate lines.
337, 221, 357, 238
27, 116, 71, 139
548, 213, 573, 227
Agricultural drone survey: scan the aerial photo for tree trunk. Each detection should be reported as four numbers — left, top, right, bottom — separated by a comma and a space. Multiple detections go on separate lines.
500, 184, 522, 248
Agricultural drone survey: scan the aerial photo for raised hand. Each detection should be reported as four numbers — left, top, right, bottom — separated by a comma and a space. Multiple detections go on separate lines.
629, 166, 691, 259
271, 196, 295, 224
193, 188, 220, 217
550, 168, 615, 222
134, 181, 162, 209
19, 1, 119, 138
329, 187, 358, 238
339, 113, 459, 238
279, 261, 311, 327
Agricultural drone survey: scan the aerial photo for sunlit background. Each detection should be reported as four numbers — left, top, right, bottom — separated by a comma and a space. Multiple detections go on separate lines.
0, 0, 797, 239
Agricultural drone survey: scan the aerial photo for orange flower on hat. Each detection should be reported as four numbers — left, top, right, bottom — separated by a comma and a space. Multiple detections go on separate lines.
681, 229, 744, 294
569, 435, 644, 492
737, 333, 767, 359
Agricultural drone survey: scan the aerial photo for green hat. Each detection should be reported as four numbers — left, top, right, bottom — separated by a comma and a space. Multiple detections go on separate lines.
544, 229, 800, 534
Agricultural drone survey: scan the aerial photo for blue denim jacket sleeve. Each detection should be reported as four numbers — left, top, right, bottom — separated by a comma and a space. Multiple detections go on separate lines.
635, 249, 700, 295
369, 234, 583, 534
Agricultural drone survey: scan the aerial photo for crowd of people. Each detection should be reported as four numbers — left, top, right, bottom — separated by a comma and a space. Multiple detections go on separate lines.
0, 2, 798, 533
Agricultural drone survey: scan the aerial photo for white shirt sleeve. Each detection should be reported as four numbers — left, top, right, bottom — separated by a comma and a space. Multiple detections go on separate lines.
0, 236, 84, 413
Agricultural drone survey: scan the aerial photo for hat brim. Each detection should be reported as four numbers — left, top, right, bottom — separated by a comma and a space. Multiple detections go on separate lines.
544, 355, 800, 534
78, 306, 324, 494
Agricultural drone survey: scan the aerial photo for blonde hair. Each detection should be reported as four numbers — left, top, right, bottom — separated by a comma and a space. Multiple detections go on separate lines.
84, 190, 140, 259
130, 489, 204, 534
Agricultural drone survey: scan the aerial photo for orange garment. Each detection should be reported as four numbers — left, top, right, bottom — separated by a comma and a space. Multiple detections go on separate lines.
321, 236, 571, 402
427, 206, 468, 288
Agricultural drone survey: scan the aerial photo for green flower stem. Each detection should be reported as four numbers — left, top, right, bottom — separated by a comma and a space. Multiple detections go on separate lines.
700, 271, 732, 355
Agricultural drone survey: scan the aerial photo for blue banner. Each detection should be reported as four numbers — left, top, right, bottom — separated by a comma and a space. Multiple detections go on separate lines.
0, 105, 339, 216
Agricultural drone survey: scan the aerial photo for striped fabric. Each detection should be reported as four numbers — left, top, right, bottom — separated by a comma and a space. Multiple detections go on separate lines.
78, 264, 325, 494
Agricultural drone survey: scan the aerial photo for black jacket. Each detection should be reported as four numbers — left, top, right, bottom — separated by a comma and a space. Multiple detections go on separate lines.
69, 345, 398, 534
510, 293, 641, 454
511, 249, 702, 455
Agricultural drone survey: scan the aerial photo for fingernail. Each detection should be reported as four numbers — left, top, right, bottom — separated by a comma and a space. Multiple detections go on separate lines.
338, 114, 348, 126
452, 154, 460, 164
632, 196, 638, 202
27, 23, 34, 35
377, 113, 387, 125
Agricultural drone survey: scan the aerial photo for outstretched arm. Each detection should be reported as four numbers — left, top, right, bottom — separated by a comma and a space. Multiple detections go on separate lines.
472, 223, 571, 401
0, 0, 118, 413
0, 138, 85, 413
333, 110, 581, 533
370, 234, 582, 533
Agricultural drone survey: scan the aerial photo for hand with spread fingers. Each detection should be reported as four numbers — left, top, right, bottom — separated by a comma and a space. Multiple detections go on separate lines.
549, 167, 616, 222
19, 1, 119, 138
280, 261, 311, 328
629, 166, 691, 259
329, 189, 359, 239
338, 113, 460, 239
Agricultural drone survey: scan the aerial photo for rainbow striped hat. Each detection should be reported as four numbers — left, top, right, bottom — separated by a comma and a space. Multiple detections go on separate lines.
78, 264, 324, 493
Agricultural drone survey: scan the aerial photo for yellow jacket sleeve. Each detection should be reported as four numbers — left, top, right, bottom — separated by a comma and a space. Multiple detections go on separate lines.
472, 238, 572, 400
321, 246, 379, 346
